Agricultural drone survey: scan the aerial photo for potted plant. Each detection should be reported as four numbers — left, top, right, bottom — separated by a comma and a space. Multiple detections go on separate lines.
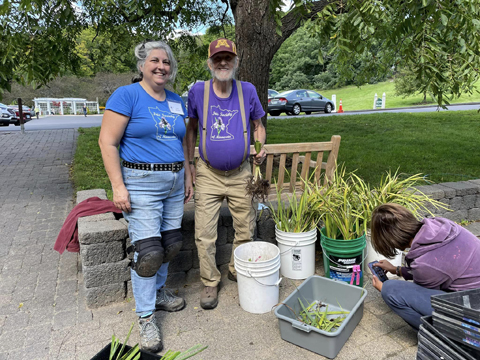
91, 323, 207, 360
268, 182, 318, 279
306, 166, 448, 285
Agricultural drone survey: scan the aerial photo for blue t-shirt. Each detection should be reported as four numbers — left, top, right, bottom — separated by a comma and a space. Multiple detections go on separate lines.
187, 80, 265, 171
106, 83, 187, 164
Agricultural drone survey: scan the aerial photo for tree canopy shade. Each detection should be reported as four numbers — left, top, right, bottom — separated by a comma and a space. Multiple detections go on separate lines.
1, 0, 479, 115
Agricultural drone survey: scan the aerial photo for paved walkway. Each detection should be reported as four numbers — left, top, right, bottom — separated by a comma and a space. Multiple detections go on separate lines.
0, 129, 432, 359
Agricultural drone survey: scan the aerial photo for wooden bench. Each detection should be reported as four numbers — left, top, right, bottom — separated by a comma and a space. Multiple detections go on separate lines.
194, 135, 341, 195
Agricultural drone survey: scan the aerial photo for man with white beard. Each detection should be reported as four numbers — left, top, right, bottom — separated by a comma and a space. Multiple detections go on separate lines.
186, 38, 266, 309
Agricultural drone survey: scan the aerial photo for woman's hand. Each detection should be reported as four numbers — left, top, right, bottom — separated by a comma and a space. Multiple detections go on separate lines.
372, 275, 383, 292
374, 260, 397, 275
113, 185, 131, 213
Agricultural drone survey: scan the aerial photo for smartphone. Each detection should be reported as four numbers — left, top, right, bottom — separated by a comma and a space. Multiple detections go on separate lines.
368, 261, 389, 282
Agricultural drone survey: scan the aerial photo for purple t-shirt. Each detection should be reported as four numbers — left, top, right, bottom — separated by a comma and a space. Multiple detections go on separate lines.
188, 80, 265, 171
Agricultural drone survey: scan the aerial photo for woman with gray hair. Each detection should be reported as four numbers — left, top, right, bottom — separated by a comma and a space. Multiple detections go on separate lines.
99, 40, 193, 353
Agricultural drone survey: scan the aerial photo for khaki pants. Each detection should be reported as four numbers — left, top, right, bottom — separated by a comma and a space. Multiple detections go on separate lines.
194, 159, 256, 287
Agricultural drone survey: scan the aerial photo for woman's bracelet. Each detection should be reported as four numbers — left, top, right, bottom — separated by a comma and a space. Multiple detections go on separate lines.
396, 266, 401, 277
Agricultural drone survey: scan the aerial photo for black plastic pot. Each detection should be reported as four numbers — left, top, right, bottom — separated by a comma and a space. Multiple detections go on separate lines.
91, 343, 161, 360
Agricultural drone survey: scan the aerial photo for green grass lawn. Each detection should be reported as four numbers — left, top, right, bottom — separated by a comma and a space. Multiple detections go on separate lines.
313, 80, 480, 111
73, 110, 480, 195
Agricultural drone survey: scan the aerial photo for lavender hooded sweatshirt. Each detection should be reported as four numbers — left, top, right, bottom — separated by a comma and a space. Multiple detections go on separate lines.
401, 217, 480, 291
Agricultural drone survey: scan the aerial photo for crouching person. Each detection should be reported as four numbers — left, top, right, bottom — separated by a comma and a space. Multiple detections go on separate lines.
370, 203, 480, 330
99, 40, 193, 352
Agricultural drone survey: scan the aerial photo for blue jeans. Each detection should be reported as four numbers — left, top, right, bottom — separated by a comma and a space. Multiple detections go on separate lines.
382, 280, 445, 330
122, 166, 185, 316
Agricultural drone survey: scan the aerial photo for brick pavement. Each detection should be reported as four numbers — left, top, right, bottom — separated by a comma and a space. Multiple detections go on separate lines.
0, 129, 424, 360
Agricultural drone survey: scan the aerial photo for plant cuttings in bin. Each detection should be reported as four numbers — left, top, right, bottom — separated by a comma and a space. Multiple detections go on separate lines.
106, 322, 207, 360
245, 140, 270, 202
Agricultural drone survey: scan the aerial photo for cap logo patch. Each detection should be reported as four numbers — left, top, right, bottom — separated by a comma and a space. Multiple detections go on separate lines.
216, 39, 230, 48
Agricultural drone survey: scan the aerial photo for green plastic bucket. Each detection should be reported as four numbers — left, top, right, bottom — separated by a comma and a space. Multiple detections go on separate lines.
320, 227, 367, 287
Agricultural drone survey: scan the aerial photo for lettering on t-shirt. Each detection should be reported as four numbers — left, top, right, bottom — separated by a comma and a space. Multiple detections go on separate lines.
209, 105, 238, 141
148, 107, 179, 141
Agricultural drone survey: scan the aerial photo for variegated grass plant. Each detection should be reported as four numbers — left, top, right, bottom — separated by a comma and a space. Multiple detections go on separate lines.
307, 166, 449, 240
269, 178, 317, 233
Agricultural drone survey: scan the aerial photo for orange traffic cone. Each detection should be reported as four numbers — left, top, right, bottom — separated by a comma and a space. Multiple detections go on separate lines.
338, 99, 344, 113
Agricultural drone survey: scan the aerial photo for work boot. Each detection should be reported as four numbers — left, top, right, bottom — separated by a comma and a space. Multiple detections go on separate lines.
228, 271, 237, 282
155, 288, 185, 312
200, 286, 218, 309
138, 313, 163, 353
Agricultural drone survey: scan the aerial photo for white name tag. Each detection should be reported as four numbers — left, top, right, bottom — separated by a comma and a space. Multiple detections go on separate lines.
168, 100, 184, 115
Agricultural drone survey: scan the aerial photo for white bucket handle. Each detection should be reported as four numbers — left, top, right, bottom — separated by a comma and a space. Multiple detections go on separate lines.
246, 270, 282, 287
320, 240, 369, 268
278, 240, 300, 255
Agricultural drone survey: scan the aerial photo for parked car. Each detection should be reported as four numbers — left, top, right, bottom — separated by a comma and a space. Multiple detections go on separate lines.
8, 105, 32, 125
0, 108, 12, 126
268, 89, 279, 99
268, 89, 335, 116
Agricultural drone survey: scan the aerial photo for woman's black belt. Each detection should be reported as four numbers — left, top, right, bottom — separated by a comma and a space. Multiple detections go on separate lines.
122, 160, 184, 172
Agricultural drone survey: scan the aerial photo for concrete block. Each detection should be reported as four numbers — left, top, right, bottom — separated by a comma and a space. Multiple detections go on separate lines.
80, 241, 125, 266
78, 213, 116, 224
227, 226, 235, 244
440, 181, 479, 196
220, 207, 233, 226
216, 226, 227, 246
449, 197, 464, 211
435, 185, 457, 198
464, 195, 477, 209
76, 189, 107, 205
468, 208, 480, 222
464, 222, 480, 237
126, 280, 133, 300
414, 185, 445, 200
78, 220, 128, 245
85, 283, 126, 308
125, 238, 133, 260
442, 210, 469, 222
468, 179, 480, 188
118, 218, 128, 227
256, 215, 276, 244
169, 250, 193, 273
165, 272, 186, 287
181, 210, 195, 232
476, 195, 480, 208
180, 227, 196, 250
83, 258, 131, 288
186, 268, 200, 283
215, 243, 232, 266
192, 248, 200, 269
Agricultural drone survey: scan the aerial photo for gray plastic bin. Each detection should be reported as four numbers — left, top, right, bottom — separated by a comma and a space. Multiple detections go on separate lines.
274, 275, 367, 359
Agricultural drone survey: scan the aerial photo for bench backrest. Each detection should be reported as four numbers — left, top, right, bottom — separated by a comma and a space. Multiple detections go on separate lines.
194, 135, 341, 194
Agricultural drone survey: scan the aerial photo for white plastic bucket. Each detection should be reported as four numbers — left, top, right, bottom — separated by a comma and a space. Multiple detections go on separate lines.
234, 242, 282, 314
275, 226, 317, 280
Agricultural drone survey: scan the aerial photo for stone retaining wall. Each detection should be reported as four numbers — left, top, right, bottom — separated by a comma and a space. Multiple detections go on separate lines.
76, 179, 480, 308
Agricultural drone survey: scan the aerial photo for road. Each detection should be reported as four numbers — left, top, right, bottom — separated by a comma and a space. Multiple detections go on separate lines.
0, 103, 478, 132
272, 103, 480, 119
0, 115, 103, 132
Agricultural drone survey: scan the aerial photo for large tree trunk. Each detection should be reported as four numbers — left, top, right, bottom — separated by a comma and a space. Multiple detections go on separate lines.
231, 0, 330, 135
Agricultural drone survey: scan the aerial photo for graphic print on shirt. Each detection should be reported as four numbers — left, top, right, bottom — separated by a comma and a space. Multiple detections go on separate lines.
209, 105, 238, 141
148, 107, 179, 141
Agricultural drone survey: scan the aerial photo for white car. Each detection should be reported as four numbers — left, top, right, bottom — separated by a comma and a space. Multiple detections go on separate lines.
0, 103, 14, 126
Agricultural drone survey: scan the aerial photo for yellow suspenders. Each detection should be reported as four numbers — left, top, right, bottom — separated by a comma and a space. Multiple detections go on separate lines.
201, 80, 248, 167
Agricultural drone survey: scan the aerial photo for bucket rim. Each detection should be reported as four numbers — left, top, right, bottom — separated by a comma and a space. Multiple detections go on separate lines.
234, 241, 280, 263
275, 225, 317, 236
319, 226, 366, 242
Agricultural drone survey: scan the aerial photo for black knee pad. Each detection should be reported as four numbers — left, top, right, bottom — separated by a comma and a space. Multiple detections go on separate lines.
161, 229, 183, 263
132, 237, 164, 277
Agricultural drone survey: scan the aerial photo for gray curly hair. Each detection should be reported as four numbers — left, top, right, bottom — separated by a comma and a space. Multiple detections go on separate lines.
133, 40, 178, 83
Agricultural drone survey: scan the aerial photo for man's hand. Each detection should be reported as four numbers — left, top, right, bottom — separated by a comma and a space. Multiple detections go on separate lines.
374, 260, 397, 275
253, 148, 266, 165
372, 275, 383, 292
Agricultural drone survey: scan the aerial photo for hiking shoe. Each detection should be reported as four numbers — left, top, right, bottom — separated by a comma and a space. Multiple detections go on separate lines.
200, 286, 218, 309
138, 313, 163, 353
155, 288, 185, 312
228, 271, 237, 282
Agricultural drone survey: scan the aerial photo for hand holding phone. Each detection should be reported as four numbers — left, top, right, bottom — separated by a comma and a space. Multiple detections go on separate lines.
368, 261, 389, 282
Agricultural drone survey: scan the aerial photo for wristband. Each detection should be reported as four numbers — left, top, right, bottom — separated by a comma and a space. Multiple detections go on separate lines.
396, 266, 401, 277
189, 161, 195, 165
